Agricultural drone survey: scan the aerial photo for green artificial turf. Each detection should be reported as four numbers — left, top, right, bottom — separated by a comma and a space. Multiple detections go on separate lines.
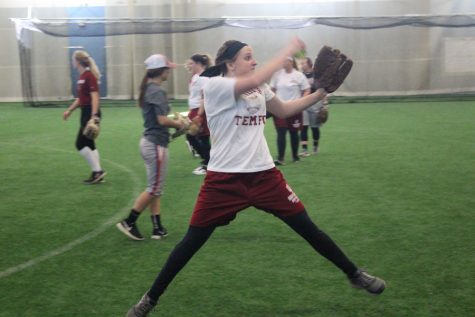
0, 100, 474, 316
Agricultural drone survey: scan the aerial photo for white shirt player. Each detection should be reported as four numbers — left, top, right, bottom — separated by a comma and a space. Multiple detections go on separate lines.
269, 69, 310, 101
188, 74, 209, 110
203, 77, 275, 173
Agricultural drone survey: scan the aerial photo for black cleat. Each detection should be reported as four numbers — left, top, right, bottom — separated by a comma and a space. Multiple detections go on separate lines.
151, 227, 168, 240
274, 160, 285, 166
349, 269, 386, 295
126, 293, 156, 317
84, 171, 106, 184
83, 172, 95, 184
116, 221, 144, 241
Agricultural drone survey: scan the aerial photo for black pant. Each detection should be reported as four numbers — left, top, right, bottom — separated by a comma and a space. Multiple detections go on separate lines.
146, 210, 357, 302
186, 134, 210, 166
300, 126, 320, 149
276, 127, 300, 161
75, 105, 101, 151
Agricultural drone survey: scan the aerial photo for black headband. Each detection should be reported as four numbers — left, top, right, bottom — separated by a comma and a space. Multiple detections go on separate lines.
222, 41, 247, 60
201, 41, 247, 77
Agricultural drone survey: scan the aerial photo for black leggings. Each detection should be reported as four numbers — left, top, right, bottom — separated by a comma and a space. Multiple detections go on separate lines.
75, 105, 101, 151
300, 126, 320, 148
276, 127, 300, 161
147, 210, 357, 302
147, 225, 216, 301
186, 134, 210, 166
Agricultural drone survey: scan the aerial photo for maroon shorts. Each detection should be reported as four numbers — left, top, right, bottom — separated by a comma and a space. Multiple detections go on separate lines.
188, 108, 210, 136
286, 113, 303, 132
273, 113, 303, 131
190, 168, 305, 227
273, 116, 287, 128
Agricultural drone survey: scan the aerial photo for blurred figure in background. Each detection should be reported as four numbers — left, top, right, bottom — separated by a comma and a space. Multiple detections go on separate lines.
299, 57, 327, 156
186, 54, 212, 175
269, 56, 310, 164
63, 50, 106, 184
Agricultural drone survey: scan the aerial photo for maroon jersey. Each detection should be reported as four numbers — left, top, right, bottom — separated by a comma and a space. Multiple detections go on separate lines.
77, 70, 99, 106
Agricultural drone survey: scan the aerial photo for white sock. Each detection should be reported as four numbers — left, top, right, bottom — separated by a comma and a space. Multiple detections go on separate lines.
79, 147, 101, 172
90, 149, 103, 172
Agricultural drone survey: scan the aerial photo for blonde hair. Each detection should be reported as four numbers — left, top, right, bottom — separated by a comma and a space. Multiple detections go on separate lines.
73, 50, 101, 80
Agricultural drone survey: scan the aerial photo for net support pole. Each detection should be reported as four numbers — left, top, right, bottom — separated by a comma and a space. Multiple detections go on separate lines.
128, 0, 136, 100
171, 2, 179, 99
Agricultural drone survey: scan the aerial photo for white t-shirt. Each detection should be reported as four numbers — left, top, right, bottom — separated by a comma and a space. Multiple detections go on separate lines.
203, 77, 275, 173
269, 69, 310, 101
188, 74, 209, 109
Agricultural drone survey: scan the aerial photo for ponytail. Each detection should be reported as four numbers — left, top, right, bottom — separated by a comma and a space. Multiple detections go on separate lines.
190, 53, 213, 69
73, 50, 102, 80
138, 68, 168, 108
87, 55, 101, 80
138, 74, 149, 108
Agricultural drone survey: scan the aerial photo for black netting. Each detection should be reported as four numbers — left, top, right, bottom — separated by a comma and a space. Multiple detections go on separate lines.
13, 15, 475, 38
18, 42, 34, 106
11, 15, 475, 107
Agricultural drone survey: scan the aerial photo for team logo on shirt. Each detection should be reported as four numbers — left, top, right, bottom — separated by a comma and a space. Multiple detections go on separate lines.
233, 87, 266, 126
245, 94, 261, 114
242, 88, 263, 115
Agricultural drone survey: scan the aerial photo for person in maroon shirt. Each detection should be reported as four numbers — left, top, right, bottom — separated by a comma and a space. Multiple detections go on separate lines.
63, 50, 106, 184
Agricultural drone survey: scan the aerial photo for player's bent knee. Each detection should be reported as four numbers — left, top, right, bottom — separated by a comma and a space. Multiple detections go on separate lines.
147, 189, 163, 197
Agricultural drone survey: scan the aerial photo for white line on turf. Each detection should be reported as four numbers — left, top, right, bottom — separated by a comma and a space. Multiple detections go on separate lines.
0, 143, 141, 279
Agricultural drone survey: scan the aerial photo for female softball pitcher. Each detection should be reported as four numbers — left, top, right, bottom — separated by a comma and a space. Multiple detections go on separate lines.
63, 50, 106, 184
126, 38, 385, 317
116, 54, 187, 241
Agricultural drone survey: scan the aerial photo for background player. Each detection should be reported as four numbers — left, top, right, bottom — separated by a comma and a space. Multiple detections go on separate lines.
299, 56, 327, 156
63, 50, 106, 184
116, 54, 187, 241
186, 54, 212, 175
269, 56, 310, 164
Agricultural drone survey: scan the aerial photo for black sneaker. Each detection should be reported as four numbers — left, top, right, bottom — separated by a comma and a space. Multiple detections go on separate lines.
83, 172, 95, 184
91, 170, 106, 184
83, 171, 106, 184
116, 221, 144, 241
192, 165, 207, 175
274, 160, 285, 166
349, 269, 386, 295
151, 227, 168, 240
299, 150, 310, 157
126, 293, 157, 317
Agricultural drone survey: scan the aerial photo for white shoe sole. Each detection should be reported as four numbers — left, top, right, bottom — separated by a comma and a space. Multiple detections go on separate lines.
91, 172, 107, 184
116, 223, 144, 241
